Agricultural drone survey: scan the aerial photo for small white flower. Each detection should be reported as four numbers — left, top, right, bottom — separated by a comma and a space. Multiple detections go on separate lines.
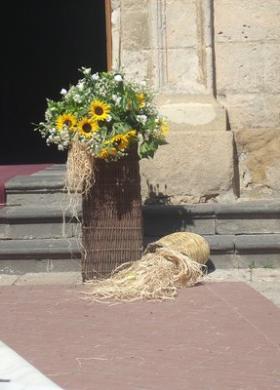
136, 114, 147, 125
60, 88, 67, 95
73, 94, 82, 103
114, 74, 123, 82
58, 144, 64, 151
83, 67, 91, 75
92, 73, 99, 80
77, 82, 84, 91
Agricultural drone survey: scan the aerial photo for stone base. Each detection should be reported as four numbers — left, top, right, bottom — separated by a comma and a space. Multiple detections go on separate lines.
141, 130, 235, 204
235, 128, 280, 199
156, 94, 227, 132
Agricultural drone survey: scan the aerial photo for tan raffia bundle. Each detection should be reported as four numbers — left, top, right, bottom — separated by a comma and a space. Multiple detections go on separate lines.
84, 232, 210, 302
64, 141, 94, 219
65, 141, 94, 196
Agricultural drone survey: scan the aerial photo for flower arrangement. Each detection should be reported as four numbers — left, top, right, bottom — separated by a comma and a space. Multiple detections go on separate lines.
36, 67, 168, 162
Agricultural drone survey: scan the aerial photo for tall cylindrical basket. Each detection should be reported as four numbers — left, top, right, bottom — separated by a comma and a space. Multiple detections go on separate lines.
81, 146, 143, 281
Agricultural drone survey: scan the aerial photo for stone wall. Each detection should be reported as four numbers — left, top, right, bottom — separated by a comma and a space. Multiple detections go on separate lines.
214, 0, 280, 130
214, 0, 280, 199
110, 0, 280, 202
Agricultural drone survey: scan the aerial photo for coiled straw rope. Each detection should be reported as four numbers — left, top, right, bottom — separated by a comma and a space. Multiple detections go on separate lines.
84, 232, 210, 302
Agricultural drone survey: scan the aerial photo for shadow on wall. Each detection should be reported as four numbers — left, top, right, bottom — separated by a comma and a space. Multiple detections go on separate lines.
144, 180, 171, 206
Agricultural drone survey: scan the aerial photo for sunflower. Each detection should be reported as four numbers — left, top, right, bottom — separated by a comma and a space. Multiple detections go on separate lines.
110, 134, 129, 151
56, 113, 77, 131
159, 119, 169, 136
136, 93, 145, 108
98, 147, 117, 159
78, 118, 99, 139
89, 99, 111, 121
126, 129, 137, 138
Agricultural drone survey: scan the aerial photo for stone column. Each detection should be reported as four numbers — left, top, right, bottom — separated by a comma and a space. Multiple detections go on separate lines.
111, 0, 235, 203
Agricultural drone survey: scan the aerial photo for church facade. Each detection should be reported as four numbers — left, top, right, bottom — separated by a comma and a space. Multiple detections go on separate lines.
110, 0, 280, 203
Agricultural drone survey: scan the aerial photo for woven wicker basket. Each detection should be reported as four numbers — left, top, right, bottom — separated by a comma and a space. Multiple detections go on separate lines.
145, 232, 210, 264
81, 145, 143, 281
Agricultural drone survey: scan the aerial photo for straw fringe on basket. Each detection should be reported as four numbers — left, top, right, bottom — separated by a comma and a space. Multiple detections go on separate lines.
65, 141, 94, 197
84, 232, 210, 302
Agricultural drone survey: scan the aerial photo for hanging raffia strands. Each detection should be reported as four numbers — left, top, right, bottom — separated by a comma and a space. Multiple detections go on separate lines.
83, 232, 210, 302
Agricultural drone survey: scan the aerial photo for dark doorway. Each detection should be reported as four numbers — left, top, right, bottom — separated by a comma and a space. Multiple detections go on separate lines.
1, 0, 107, 164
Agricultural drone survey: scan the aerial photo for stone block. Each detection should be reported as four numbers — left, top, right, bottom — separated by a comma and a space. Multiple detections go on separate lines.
208, 254, 238, 269
236, 254, 280, 269
166, 48, 207, 93
216, 43, 280, 94
204, 235, 235, 253
0, 259, 80, 275
235, 234, 280, 251
3, 222, 76, 240
121, 49, 153, 83
215, 0, 280, 43
121, 10, 150, 50
6, 191, 69, 206
235, 128, 280, 197
121, 0, 149, 10
216, 218, 280, 235
166, 0, 197, 48
140, 131, 234, 203
156, 95, 227, 131
218, 94, 280, 130
143, 205, 216, 236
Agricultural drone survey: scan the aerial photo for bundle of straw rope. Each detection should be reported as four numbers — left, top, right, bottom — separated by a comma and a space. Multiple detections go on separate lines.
84, 232, 210, 302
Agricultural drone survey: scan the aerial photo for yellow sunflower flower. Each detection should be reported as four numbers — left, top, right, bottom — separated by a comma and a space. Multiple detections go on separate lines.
98, 148, 117, 159
89, 99, 111, 121
56, 113, 77, 131
136, 93, 145, 108
78, 118, 99, 139
126, 129, 137, 138
111, 134, 129, 151
160, 119, 169, 136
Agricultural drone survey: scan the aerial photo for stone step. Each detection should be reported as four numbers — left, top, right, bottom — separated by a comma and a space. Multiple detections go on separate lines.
2, 201, 280, 240
0, 238, 80, 274
1, 233, 280, 274
0, 206, 80, 239
1, 196, 280, 273
5, 165, 67, 206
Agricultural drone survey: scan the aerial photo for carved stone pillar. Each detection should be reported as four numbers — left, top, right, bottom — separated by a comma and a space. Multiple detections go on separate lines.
111, 0, 236, 203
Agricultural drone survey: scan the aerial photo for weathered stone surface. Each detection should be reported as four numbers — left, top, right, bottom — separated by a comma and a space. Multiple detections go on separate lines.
235, 234, 280, 251
235, 128, 280, 198
236, 254, 280, 269
209, 254, 237, 269
216, 43, 280, 95
216, 218, 280, 235
204, 235, 235, 253
214, 0, 280, 131
166, 0, 197, 48
215, 0, 280, 43
140, 131, 235, 203
156, 95, 227, 131
218, 94, 280, 130
121, 9, 150, 50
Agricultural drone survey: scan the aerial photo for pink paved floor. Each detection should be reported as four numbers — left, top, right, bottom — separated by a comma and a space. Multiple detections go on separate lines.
0, 282, 279, 390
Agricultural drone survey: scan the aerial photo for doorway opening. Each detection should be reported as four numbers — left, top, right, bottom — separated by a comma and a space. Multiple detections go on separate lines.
1, 0, 107, 164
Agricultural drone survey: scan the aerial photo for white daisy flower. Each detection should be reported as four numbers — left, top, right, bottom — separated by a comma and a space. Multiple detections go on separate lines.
60, 88, 67, 95
136, 114, 147, 125
114, 74, 123, 82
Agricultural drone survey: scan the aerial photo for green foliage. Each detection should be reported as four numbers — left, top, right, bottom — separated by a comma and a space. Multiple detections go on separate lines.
35, 68, 168, 161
